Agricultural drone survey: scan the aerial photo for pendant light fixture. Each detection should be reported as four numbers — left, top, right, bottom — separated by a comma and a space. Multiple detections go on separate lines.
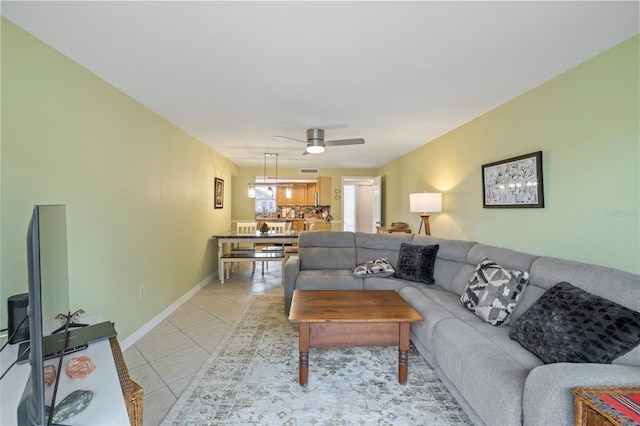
265, 153, 273, 197
247, 153, 279, 198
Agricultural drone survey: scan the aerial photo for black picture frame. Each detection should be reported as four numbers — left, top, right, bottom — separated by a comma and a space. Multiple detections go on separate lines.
482, 151, 544, 208
214, 178, 224, 209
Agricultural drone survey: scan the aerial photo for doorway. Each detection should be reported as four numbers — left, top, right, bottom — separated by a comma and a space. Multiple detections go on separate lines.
342, 176, 381, 233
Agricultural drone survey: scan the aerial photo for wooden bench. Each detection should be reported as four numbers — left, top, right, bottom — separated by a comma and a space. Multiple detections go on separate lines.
220, 252, 285, 284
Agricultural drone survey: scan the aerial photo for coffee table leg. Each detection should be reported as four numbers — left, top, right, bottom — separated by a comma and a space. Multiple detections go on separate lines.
299, 322, 309, 386
398, 322, 410, 384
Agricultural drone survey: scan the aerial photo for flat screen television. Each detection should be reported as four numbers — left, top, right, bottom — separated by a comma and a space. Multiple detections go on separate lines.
17, 205, 70, 426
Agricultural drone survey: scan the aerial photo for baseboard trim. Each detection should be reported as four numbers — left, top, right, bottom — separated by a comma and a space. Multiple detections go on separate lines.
119, 271, 218, 350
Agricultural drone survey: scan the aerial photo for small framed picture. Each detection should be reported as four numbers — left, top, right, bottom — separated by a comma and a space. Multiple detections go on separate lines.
482, 151, 544, 208
214, 178, 224, 209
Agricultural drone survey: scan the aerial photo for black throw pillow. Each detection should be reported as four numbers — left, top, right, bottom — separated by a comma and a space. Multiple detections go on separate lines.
509, 282, 640, 364
393, 243, 439, 284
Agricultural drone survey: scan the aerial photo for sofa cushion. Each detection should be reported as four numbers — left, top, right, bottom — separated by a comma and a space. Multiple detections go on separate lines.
460, 257, 529, 326
393, 243, 439, 284
399, 286, 461, 349
509, 282, 640, 364
355, 232, 413, 266
298, 231, 356, 270
295, 269, 364, 291
352, 258, 395, 278
432, 319, 531, 426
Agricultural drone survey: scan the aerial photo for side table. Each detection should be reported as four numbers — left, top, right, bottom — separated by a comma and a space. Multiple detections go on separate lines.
110, 337, 144, 426
574, 387, 640, 426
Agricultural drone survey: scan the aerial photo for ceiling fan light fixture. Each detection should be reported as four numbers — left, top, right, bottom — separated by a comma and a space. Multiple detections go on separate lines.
306, 142, 325, 154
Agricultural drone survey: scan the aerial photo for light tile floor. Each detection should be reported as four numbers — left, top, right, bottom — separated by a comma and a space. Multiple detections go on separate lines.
123, 261, 285, 426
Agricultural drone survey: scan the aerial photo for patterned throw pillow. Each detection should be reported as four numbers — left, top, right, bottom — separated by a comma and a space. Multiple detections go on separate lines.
352, 258, 395, 278
392, 243, 439, 284
460, 257, 530, 326
509, 282, 640, 364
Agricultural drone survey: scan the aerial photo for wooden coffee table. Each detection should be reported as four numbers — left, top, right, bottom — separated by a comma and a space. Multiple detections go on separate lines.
288, 290, 423, 386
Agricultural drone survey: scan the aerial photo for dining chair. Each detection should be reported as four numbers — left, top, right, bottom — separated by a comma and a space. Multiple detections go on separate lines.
265, 222, 287, 233
261, 222, 287, 269
232, 222, 259, 272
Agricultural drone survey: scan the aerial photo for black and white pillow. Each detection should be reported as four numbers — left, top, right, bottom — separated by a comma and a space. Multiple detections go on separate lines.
352, 258, 395, 278
460, 257, 530, 326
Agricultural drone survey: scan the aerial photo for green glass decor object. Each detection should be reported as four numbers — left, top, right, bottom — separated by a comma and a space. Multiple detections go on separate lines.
50, 389, 93, 423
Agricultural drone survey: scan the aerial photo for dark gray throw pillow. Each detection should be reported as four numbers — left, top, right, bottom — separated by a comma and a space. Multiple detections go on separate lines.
509, 282, 640, 364
393, 243, 439, 284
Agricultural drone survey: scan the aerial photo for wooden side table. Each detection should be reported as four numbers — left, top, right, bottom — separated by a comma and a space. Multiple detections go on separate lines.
574, 387, 640, 426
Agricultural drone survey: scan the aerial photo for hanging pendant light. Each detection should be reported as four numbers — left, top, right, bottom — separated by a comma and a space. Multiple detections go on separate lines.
264, 153, 272, 196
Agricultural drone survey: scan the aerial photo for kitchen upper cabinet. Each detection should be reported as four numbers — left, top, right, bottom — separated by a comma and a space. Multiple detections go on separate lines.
293, 184, 307, 205
274, 178, 331, 206
276, 186, 289, 205
316, 177, 332, 205
306, 183, 317, 205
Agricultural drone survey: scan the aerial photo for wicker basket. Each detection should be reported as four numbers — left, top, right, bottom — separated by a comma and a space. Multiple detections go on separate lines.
110, 337, 144, 426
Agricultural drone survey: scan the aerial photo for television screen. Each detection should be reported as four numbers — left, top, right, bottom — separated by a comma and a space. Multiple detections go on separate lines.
17, 205, 70, 426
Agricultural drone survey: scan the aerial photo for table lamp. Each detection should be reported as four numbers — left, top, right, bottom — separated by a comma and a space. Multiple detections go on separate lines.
409, 192, 442, 235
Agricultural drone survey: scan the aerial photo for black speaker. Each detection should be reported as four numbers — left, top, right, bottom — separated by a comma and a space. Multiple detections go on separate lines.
8, 293, 29, 344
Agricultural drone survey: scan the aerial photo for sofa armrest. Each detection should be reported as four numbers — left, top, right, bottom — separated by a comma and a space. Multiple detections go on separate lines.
523, 362, 640, 426
284, 256, 301, 315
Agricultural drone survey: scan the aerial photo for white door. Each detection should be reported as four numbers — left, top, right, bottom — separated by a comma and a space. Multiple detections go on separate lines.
342, 176, 382, 233
356, 185, 373, 233
372, 176, 382, 231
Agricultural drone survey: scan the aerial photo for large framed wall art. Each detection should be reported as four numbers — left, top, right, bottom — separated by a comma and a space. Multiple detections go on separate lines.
482, 151, 544, 208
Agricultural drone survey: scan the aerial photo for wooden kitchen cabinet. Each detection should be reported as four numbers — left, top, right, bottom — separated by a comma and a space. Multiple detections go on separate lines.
293, 184, 307, 205
316, 177, 332, 206
306, 183, 317, 205
276, 186, 287, 205
291, 220, 305, 231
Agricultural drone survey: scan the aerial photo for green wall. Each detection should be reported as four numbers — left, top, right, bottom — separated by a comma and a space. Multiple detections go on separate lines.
1, 19, 240, 339
380, 36, 640, 274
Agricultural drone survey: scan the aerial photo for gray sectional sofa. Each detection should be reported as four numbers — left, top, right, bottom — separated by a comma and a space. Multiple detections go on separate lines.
283, 231, 640, 426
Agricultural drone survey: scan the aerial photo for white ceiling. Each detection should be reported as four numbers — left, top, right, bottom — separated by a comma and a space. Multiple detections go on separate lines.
3, 1, 638, 169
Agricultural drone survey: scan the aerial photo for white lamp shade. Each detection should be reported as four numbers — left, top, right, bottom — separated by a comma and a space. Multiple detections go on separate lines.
410, 193, 442, 213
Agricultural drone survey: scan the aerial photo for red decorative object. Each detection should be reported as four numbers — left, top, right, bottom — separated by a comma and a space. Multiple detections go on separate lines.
66, 355, 96, 380
597, 393, 640, 423
43, 365, 57, 388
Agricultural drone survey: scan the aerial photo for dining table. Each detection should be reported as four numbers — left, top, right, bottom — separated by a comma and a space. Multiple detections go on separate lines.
213, 230, 301, 282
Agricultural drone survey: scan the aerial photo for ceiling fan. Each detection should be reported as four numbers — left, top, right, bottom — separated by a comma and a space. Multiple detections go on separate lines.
273, 128, 365, 154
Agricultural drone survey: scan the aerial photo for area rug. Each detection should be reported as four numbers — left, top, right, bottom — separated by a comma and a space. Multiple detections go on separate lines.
162, 296, 472, 425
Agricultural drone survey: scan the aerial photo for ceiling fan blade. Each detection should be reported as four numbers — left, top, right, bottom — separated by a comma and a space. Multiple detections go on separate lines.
302, 150, 310, 155
273, 135, 307, 143
324, 138, 365, 146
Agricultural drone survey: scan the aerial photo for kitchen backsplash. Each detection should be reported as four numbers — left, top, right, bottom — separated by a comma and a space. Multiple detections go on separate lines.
256, 205, 331, 220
